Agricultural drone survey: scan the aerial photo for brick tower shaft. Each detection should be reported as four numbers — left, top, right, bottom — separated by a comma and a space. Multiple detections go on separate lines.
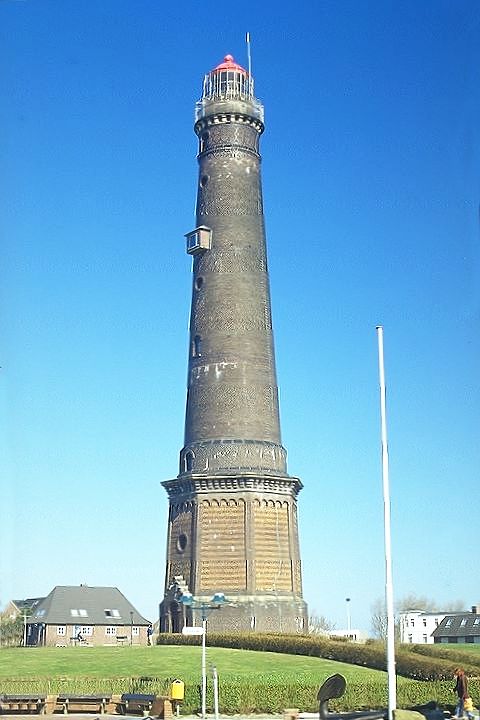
161, 55, 308, 633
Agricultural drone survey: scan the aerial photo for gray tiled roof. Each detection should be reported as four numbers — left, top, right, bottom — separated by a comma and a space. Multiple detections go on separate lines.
12, 598, 45, 615
432, 613, 480, 638
28, 586, 150, 625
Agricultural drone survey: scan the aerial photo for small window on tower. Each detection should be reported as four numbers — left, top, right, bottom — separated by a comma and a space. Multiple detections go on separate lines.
177, 534, 188, 552
200, 132, 209, 152
193, 335, 202, 357
185, 451, 194, 471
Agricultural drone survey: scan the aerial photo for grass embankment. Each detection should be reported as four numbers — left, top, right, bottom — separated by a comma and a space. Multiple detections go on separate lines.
0, 643, 479, 714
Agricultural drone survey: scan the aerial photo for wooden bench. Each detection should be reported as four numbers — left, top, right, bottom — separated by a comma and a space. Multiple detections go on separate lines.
56, 694, 111, 714
118, 693, 167, 716
0, 694, 47, 714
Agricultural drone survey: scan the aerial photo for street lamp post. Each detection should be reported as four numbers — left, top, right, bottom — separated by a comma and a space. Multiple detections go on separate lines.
130, 611, 134, 646
345, 598, 351, 636
180, 591, 226, 720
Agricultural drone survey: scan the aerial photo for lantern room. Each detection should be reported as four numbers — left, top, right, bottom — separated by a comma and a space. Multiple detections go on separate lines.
195, 54, 264, 123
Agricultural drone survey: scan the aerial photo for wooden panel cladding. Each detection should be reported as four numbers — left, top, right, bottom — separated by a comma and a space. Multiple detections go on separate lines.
199, 499, 247, 591
253, 499, 293, 592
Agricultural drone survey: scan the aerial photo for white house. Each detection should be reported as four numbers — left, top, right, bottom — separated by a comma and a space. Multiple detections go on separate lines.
399, 610, 448, 644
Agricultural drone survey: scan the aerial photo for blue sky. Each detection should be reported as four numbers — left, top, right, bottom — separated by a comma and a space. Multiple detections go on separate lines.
1, 0, 479, 633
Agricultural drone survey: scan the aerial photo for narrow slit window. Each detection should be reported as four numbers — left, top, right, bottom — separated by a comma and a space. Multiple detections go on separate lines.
185, 451, 194, 472
193, 335, 202, 357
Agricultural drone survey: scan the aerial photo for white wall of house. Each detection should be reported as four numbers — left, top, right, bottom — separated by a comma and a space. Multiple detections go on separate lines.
399, 611, 445, 644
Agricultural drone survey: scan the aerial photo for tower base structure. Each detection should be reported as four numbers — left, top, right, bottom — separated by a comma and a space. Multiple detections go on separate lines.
160, 472, 308, 634
160, 591, 308, 634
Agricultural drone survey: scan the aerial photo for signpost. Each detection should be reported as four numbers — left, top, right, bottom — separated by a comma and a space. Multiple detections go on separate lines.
180, 592, 227, 720
181, 626, 204, 636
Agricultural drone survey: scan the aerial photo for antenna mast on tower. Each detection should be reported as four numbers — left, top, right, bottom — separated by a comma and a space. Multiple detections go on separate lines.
246, 32, 252, 94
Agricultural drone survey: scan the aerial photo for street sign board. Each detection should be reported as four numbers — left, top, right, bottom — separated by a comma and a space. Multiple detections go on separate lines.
182, 626, 204, 636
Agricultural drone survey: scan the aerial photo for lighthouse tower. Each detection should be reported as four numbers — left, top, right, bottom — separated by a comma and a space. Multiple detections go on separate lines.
160, 55, 308, 633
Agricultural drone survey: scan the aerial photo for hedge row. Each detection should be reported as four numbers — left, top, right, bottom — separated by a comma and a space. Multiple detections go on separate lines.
157, 632, 480, 680
2, 675, 478, 714
400, 643, 480, 666
0, 676, 171, 696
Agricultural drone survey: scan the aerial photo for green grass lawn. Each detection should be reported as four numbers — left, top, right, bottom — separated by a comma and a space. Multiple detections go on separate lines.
0, 644, 384, 681
0, 645, 474, 714
431, 644, 480, 654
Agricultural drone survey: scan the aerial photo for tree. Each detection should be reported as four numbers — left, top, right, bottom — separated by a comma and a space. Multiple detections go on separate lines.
396, 594, 439, 612
308, 611, 336, 635
371, 594, 467, 641
395, 594, 465, 613
370, 598, 388, 640
0, 616, 24, 647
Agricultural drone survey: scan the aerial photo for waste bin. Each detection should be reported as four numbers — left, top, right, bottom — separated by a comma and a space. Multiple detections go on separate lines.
170, 680, 184, 701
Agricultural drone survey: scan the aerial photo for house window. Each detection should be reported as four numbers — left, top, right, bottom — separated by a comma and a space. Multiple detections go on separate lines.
408, 634, 413, 643
70, 608, 88, 617
80, 626, 93, 636
410, 619, 415, 627
423, 634, 428, 643
474, 618, 480, 626
57, 626, 66, 636
435, 618, 439, 626
460, 618, 467, 626
446, 619, 452, 627
132, 627, 140, 636
105, 626, 117, 636
423, 618, 427, 627
104, 609, 121, 618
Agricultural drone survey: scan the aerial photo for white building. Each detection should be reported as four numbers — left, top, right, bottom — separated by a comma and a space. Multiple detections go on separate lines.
330, 628, 369, 643
399, 610, 447, 644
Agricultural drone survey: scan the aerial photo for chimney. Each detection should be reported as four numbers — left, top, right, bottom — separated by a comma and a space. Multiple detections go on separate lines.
471, 605, 478, 614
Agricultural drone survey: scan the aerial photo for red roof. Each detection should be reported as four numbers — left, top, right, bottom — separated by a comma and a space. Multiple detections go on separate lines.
212, 54, 247, 75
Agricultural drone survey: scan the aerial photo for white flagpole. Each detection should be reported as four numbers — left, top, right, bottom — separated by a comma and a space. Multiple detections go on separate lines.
376, 326, 396, 720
